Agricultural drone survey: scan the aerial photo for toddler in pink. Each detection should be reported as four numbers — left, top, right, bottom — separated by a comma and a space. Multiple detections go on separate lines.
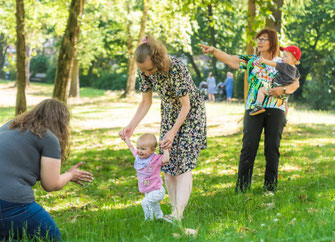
122, 133, 169, 221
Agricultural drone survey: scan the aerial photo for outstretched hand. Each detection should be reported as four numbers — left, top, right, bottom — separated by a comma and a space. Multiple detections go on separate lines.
68, 162, 94, 186
119, 126, 134, 140
199, 44, 215, 55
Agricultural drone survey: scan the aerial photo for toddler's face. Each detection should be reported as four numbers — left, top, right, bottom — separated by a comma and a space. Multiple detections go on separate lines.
136, 142, 154, 159
282, 51, 296, 65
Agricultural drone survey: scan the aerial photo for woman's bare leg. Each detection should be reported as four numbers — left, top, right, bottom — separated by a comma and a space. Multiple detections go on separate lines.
175, 171, 193, 220
164, 173, 177, 217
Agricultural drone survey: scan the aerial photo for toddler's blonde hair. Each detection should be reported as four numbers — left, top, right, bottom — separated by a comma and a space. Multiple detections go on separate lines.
137, 133, 158, 150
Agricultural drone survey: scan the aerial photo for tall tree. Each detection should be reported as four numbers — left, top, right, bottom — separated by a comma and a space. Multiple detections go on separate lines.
15, 0, 27, 115
244, 0, 256, 101
69, 57, 79, 97
53, 0, 84, 103
0, 33, 8, 79
208, 4, 217, 77
124, 0, 150, 96
265, 0, 283, 34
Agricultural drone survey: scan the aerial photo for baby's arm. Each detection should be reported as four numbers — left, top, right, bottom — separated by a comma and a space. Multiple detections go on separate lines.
259, 57, 277, 68
124, 136, 136, 155
162, 149, 170, 164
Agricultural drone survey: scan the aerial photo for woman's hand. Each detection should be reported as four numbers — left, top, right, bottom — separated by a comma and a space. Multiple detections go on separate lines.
267, 87, 284, 97
160, 130, 176, 150
119, 125, 135, 139
199, 44, 215, 55
68, 162, 94, 186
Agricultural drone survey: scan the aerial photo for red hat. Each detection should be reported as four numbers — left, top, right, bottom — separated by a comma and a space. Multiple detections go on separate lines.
280, 45, 301, 61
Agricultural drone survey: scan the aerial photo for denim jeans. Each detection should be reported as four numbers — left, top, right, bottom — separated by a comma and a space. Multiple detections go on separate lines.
0, 199, 61, 241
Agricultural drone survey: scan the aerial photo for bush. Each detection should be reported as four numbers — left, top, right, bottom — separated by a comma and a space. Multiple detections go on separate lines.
303, 79, 334, 110
92, 72, 127, 90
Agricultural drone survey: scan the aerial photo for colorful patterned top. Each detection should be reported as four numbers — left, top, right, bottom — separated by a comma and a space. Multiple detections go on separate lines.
138, 56, 207, 176
239, 54, 287, 111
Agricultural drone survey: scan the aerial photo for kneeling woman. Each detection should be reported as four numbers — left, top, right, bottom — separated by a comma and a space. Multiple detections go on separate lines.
0, 99, 94, 241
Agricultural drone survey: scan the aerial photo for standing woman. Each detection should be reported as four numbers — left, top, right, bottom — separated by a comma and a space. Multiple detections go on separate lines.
207, 72, 217, 102
200, 28, 299, 192
120, 35, 207, 220
222, 72, 234, 102
0, 99, 94, 241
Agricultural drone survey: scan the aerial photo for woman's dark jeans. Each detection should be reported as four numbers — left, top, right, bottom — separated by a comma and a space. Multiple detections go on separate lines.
236, 108, 286, 192
0, 199, 61, 241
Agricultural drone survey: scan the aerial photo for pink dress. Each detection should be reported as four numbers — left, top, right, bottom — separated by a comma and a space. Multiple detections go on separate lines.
132, 150, 164, 193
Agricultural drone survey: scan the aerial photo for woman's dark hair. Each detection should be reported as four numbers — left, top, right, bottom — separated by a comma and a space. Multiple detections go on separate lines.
9, 99, 71, 162
134, 35, 171, 73
256, 28, 279, 58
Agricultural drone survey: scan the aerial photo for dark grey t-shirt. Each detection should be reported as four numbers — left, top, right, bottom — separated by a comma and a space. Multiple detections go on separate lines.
274, 62, 300, 86
0, 122, 61, 203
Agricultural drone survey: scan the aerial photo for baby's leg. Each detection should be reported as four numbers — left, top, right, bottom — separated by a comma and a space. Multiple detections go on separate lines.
146, 187, 165, 219
256, 86, 267, 104
141, 195, 153, 220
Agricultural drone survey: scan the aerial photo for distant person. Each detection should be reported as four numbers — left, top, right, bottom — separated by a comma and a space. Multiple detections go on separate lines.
120, 35, 206, 221
0, 99, 94, 241
207, 72, 217, 102
120, 133, 170, 221
250, 45, 301, 116
198, 80, 208, 100
221, 72, 234, 102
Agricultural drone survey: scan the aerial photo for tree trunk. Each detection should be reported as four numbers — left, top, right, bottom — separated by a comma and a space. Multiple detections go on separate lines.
69, 58, 80, 97
244, 0, 256, 102
52, 0, 84, 103
208, 4, 217, 77
15, 0, 27, 115
124, 0, 150, 96
25, 45, 31, 86
0, 33, 8, 79
265, 0, 283, 34
184, 51, 202, 81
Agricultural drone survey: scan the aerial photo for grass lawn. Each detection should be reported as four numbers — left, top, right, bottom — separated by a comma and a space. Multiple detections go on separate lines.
0, 81, 334, 241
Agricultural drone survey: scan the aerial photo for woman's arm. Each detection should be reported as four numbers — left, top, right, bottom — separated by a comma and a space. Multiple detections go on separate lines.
268, 78, 300, 96
120, 91, 152, 138
40, 157, 94, 192
199, 44, 240, 69
162, 149, 170, 163
161, 94, 191, 149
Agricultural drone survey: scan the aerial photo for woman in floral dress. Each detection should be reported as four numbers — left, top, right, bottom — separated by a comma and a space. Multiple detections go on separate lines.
120, 35, 206, 221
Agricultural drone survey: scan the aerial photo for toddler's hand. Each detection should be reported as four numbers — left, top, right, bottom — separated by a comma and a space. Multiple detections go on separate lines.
259, 57, 265, 63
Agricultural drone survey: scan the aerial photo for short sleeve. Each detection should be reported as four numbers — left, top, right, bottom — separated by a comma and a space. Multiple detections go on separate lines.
170, 59, 189, 97
41, 130, 61, 159
296, 69, 300, 79
139, 72, 152, 93
238, 54, 252, 70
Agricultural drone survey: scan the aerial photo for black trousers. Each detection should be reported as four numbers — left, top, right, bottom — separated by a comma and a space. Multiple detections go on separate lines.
236, 108, 286, 192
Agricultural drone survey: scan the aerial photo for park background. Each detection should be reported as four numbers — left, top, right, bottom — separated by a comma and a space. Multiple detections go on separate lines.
0, 0, 334, 241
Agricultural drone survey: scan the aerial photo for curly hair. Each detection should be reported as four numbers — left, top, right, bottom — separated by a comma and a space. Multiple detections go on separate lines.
134, 35, 171, 73
9, 99, 71, 163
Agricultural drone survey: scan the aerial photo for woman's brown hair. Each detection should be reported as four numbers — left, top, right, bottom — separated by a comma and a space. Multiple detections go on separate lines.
256, 28, 279, 58
9, 99, 71, 163
134, 35, 172, 73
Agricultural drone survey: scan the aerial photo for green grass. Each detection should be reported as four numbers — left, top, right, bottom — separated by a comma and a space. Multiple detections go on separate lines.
0, 82, 334, 241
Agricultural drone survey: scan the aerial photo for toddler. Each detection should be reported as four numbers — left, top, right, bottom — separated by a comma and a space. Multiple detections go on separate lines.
121, 133, 169, 221
250, 45, 301, 116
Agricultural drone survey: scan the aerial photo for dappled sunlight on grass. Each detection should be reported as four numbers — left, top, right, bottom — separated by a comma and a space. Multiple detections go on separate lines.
1, 83, 335, 241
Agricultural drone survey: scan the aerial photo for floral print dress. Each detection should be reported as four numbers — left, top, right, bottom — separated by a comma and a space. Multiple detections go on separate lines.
139, 56, 207, 176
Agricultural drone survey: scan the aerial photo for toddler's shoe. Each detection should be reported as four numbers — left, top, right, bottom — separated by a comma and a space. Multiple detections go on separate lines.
249, 105, 265, 116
